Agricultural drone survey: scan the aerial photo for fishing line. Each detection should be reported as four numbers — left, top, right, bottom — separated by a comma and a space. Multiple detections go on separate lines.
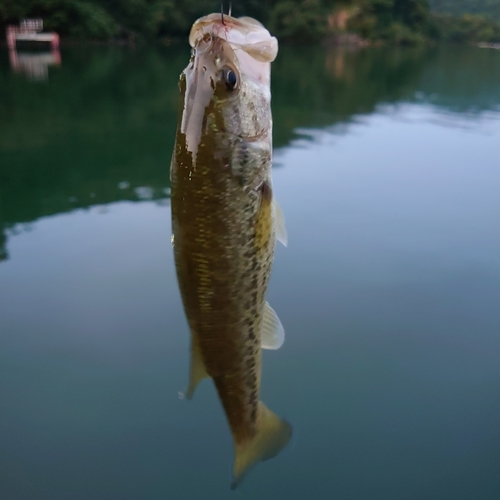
220, 2, 233, 25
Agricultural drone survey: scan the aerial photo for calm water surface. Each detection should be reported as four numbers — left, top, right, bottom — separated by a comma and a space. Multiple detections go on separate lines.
1, 45, 500, 499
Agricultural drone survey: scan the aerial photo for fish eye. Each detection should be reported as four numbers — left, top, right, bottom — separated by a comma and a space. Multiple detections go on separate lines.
223, 68, 238, 91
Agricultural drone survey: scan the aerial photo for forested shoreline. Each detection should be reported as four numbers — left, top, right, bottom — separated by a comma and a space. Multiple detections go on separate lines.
1, 1, 500, 45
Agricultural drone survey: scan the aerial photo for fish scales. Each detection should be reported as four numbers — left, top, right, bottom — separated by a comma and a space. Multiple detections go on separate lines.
172, 116, 273, 439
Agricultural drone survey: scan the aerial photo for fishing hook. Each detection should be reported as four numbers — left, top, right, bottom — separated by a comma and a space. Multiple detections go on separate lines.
221, 3, 225, 25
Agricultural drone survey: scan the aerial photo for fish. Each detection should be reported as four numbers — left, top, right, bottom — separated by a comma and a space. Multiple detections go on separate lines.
170, 12, 291, 488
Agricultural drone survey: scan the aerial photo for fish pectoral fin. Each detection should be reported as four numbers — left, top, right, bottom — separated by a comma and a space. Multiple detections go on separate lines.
184, 336, 209, 400
273, 199, 288, 247
231, 401, 292, 490
261, 302, 285, 350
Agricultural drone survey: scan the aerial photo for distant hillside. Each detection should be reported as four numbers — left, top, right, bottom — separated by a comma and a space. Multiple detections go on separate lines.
429, 0, 500, 21
1, 0, 500, 44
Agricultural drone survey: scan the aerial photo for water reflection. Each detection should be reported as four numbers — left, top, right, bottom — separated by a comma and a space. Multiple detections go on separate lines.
1, 43, 500, 500
9, 48, 61, 80
0, 229, 7, 261
1, 45, 500, 263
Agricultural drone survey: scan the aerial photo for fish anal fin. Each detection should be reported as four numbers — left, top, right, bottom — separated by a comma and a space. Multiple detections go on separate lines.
261, 302, 285, 350
231, 401, 292, 489
184, 335, 209, 400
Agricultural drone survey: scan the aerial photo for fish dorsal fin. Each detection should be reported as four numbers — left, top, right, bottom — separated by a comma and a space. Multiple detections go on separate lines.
273, 199, 288, 247
232, 401, 292, 489
183, 336, 209, 399
261, 302, 285, 350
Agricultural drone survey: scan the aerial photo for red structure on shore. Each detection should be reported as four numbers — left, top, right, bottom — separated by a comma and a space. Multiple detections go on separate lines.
6, 19, 59, 50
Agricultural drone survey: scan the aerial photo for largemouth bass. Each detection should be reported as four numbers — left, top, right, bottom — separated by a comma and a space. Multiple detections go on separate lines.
170, 13, 291, 487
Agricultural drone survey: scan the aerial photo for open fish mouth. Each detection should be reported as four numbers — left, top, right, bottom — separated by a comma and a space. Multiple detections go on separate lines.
180, 14, 277, 165
180, 32, 237, 164
189, 13, 278, 84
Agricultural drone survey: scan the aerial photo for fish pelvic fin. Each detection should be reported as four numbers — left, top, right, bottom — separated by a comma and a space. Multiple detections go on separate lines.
231, 401, 292, 489
273, 198, 288, 247
184, 335, 209, 400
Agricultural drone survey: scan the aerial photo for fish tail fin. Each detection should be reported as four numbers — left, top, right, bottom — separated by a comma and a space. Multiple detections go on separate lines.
231, 401, 292, 489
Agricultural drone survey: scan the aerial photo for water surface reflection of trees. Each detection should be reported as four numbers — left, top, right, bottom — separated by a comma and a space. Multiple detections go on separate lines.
1, 45, 500, 261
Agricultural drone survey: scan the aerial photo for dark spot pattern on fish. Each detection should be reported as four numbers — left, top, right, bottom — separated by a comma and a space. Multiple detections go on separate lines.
251, 407, 257, 423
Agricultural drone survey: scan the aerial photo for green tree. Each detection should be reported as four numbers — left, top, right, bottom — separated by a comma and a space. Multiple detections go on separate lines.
429, 0, 500, 21
348, 0, 434, 44
1, 0, 500, 43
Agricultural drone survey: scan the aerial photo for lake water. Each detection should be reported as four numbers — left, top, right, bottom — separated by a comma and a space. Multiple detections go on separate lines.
1, 44, 499, 499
